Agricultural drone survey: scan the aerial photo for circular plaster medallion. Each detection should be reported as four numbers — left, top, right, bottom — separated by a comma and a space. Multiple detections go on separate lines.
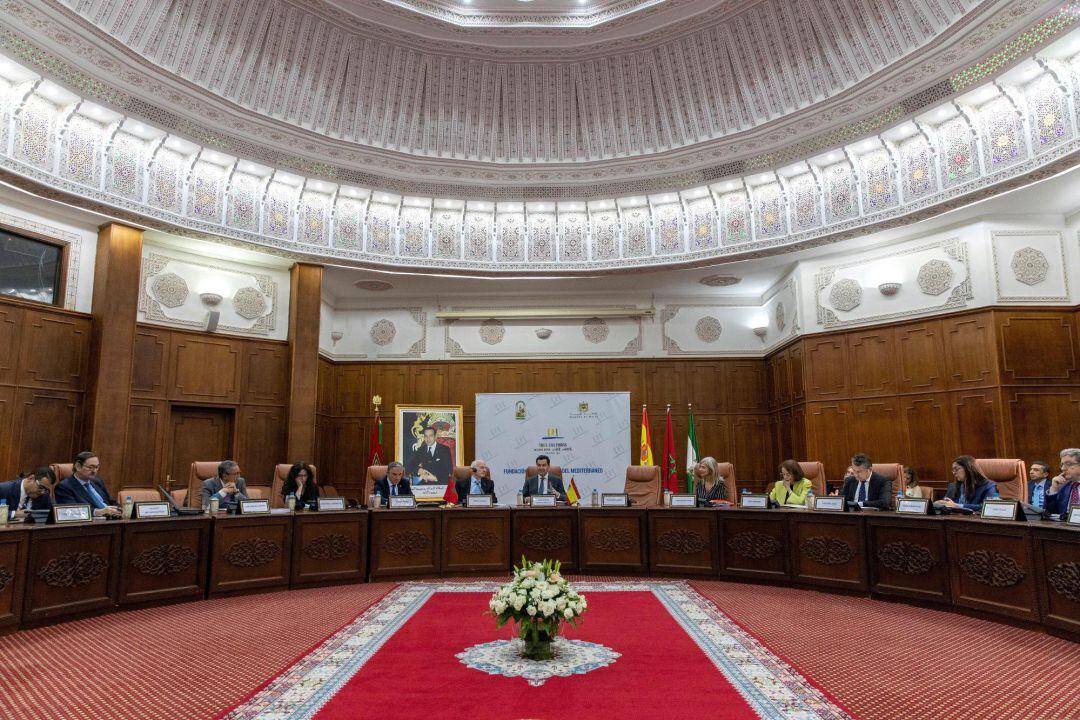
700, 274, 741, 287
828, 278, 863, 312
457, 638, 620, 687
150, 272, 188, 308
233, 286, 268, 319
694, 316, 722, 343
917, 259, 954, 296
480, 318, 505, 345
370, 319, 396, 345
582, 318, 609, 344
1010, 247, 1049, 286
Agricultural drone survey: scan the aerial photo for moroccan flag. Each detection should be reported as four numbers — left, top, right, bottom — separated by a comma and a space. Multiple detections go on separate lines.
639, 406, 654, 466
566, 477, 581, 505
443, 476, 459, 505
368, 409, 384, 467
685, 405, 700, 493
663, 406, 679, 492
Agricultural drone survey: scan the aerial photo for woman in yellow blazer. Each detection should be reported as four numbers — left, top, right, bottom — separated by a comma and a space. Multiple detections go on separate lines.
769, 459, 813, 506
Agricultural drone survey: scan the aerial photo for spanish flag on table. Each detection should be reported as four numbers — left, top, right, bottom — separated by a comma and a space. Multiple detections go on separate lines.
566, 477, 581, 505
639, 405, 654, 466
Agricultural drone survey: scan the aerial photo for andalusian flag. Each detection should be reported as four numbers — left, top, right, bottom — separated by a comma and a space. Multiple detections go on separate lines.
368, 409, 384, 467
663, 406, 679, 492
566, 477, 581, 505
639, 406, 654, 466
685, 405, 700, 493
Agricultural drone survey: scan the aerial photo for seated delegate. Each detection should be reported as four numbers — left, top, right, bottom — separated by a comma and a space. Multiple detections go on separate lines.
55, 451, 122, 518
281, 461, 319, 509
769, 460, 812, 506
201, 460, 249, 509
693, 456, 727, 505
376, 461, 413, 504
836, 453, 892, 510
0, 467, 55, 519
935, 455, 996, 512
521, 454, 566, 503
1027, 459, 1053, 512
1042, 448, 1080, 516
456, 459, 497, 503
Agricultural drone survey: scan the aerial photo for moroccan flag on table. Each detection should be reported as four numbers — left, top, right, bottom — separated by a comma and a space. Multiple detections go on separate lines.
639, 406, 654, 466
443, 476, 459, 505
663, 406, 679, 492
566, 477, 581, 505
685, 405, 699, 493
368, 409, 384, 467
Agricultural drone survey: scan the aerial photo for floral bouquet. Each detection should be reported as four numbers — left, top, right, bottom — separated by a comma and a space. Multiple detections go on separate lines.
489, 557, 588, 660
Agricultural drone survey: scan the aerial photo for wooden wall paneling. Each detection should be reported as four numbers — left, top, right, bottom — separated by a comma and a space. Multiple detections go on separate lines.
683, 362, 723, 413
528, 363, 570, 394
286, 263, 323, 461
790, 404, 807, 462
803, 337, 849, 400
732, 415, 772, 491
805, 401, 853, 482
333, 418, 367, 491
488, 364, 531, 394
0, 304, 23, 387
237, 405, 287, 485
849, 397, 907, 465
765, 357, 777, 411
723, 361, 767, 413
314, 416, 337, 489
1002, 389, 1080, 467
333, 364, 369, 415
789, 344, 805, 403
243, 342, 289, 406
13, 389, 81, 473
446, 363, 490, 415
997, 313, 1079, 385
18, 310, 90, 391
607, 363, 648, 407
776, 408, 794, 464
849, 327, 897, 398
0, 386, 14, 477
950, 389, 1005, 461
166, 407, 233, 487
367, 365, 409, 413
169, 335, 242, 404
316, 358, 336, 416
897, 321, 947, 394
694, 415, 733, 470
772, 350, 792, 407
409, 364, 448, 406
564, 362, 605, 393
122, 399, 166, 487
130, 327, 169, 398
645, 361, 686, 408
943, 313, 998, 389
899, 393, 954, 484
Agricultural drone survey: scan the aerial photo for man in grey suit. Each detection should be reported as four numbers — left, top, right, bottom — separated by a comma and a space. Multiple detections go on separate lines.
521, 455, 566, 503
201, 460, 249, 508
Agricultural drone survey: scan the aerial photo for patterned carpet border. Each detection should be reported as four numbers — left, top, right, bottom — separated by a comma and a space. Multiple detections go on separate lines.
223, 580, 856, 720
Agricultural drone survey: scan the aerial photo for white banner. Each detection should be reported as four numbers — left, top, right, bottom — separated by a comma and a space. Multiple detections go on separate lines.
475, 392, 631, 502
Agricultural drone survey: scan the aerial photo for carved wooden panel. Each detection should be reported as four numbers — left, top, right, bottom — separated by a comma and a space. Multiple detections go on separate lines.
0, 385, 15, 477
848, 328, 896, 398
772, 350, 791, 407
850, 397, 907, 466
242, 343, 288, 406
943, 313, 997, 389
718, 512, 788, 580
723, 361, 767, 413
789, 405, 807, 463
367, 365, 409, 415
897, 321, 947, 393
790, 515, 866, 591
512, 508, 578, 571
332, 418, 367, 491
997, 313, 1079, 385
369, 510, 441, 578
803, 337, 848, 400
950, 390, 1002, 460
291, 511, 367, 587
685, 362, 723, 413
776, 409, 793, 465
564, 362, 604, 394
120, 519, 209, 605
315, 417, 338, 489
409, 364, 448, 406
1003, 389, 1080, 472
528, 363, 570, 394
13, 389, 81, 473
130, 327, 169, 398
1032, 528, 1080, 636
237, 406, 286, 487
605, 364, 647, 407
764, 357, 777, 411
122, 399, 166, 488
316, 358, 336, 416
442, 509, 510, 573
789, 344, 805, 403
866, 516, 950, 603
693, 416, 732, 476
24, 524, 122, 625
166, 407, 233, 488
0, 529, 29, 629
805, 402, 852, 483
334, 364, 369, 415
446, 364, 489, 415
733, 416, 772, 492
208, 515, 292, 595
648, 509, 717, 576
18, 310, 89, 391
0, 303, 23, 387
899, 394, 953, 485
578, 509, 647, 573
170, 335, 241, 403
946, 523, 1038, 623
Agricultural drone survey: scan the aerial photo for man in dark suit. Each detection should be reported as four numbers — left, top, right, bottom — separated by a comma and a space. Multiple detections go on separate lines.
1045, 448, 1080, 516
200, 460, 249, 509
0, 467, 54, 520
1027, 460, 1053, 512
54, 451, 122, 518
521, 455, 566, 503
375, 462, 413, 505
456, 459, 497, 503
404, 426, 453, 485
838, 453, 893, 510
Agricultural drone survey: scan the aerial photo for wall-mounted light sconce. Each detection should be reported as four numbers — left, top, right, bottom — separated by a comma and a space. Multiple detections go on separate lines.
199, 292, 223, 306
752, 326, 768, 341
330, 330, 344, 345
535, 328, 552, 339
878, 282, 902, 296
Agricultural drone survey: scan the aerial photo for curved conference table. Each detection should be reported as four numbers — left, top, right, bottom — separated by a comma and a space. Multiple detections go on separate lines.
0, 505, 1077, 641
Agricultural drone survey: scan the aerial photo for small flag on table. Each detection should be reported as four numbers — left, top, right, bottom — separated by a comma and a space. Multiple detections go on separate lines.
640, 405, 654, 466
566, 477, 581, 505
443, 476, 459, 505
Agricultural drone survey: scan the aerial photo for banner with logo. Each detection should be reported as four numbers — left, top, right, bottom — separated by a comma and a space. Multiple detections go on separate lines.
475, 392, 631, 502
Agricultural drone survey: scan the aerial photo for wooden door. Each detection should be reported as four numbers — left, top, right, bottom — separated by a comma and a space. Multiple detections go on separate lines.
166, 407, 233, 488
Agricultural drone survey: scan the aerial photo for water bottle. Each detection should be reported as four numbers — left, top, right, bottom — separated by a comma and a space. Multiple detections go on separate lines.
0, 499, 7, 525
209, 495, 220, 514
516, 490, 524, 507
806, 487, 815, 509
286, 493, 297, 511
591, 488, 599, 506
123, 496, 134, 519
368, 492, 377, 508
663, 489, 671, 506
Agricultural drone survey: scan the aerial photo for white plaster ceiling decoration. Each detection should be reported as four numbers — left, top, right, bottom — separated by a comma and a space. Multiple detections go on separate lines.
366, 0, 672, 29
370, 318, 398, 345
916, 259, 954, 296
828, 279, 863, 312
582, 317, 610, 344
232, 286, 269, 320
774, 302, 785, 332
1010, 246, 1050, 285
700, 275, 742, 287
479, 318, 506, 344
354, 280, 394, 291
150, 272, 188, 309
694, 316, 722, 343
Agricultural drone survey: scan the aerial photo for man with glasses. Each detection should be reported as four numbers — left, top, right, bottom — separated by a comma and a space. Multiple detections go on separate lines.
201, 460, 249, 509
55, 451, 122, 518
1043, 448, 1080, 517
0, 467, 54, 520
837, 453, 892, 510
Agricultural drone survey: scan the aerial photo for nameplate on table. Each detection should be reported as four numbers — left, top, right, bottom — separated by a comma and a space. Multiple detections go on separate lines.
811, 496, 845, 512
981, 499, 1019, 521
739, 494, 768, 509
53, 504, 92, 524
670, 493, 696, 508
601, 493, 629, 507
239, 499, 270, 515
134, 501, 171, 519
317, 497, 346, 512
389, 496, 416, 509
530, 495, 557, 507
896, 498, 930, 515
466, 494, 493, 508
1068, 506, 1080, 525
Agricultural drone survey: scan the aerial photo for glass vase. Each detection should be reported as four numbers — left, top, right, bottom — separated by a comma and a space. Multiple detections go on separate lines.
521, 625, 557, 661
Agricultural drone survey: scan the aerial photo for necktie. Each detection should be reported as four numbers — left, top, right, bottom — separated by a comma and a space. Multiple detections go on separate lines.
390, 483, 397, 497
857, 481, 867, 503
1070, 483, 1079, 507
84, 481, 106, 509
539, 476, 547, 494
472, 478, 481, 495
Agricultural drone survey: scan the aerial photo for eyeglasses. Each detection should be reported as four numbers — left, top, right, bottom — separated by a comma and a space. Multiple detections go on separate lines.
82, 465, 100, 471
1062, 460, 1079, 468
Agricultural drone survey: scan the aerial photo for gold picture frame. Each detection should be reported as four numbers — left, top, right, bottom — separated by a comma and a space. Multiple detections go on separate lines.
395, 405, 464, 502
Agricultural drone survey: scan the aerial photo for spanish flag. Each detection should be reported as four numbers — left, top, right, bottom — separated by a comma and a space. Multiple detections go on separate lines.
566, 477, 581, 505
640, 405, 654, 466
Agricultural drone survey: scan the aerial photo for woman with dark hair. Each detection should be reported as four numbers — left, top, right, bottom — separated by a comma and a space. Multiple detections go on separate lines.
903, 467, 924, 498
936, 455, 996, 511
769, 459, 812, 506
281, 462, 319, 510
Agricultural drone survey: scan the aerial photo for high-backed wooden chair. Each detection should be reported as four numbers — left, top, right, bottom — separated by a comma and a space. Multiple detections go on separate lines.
49, 463, 74, 484
271, 464, 321, 508
975, 458, 1028, 502
872, 463, 903, 494
624, 465, 662, 507
798, 461, 827, 496
118, 487, 165, 503
716, 462, 738, 499
187, 461, 221, 508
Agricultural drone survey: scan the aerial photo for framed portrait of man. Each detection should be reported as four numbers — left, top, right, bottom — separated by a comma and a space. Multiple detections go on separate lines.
395, 405, 464, 498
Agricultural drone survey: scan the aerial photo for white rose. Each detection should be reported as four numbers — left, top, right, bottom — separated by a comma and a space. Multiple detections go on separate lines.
526, 605, 537, 616
563, 608, 574, 619
556, 598, 567, 611
512, 596, 526, 611
541, 601, 555, 617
